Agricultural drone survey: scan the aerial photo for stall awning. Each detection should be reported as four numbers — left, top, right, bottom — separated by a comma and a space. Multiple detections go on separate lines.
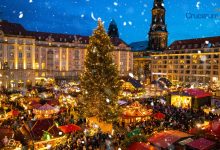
148, 130, 192, 149
186, 138, 215, 150
58, 124, 81, 133
127, 142, 158, 150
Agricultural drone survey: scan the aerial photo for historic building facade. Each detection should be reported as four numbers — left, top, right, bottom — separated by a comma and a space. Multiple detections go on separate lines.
131, 0, 168, 81
129, 41, 151, 82
0, 20, 133, 88
151, 36, 220, 86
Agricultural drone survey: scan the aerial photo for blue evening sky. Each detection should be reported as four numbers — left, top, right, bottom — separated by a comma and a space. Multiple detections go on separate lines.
0, 0, 220, 44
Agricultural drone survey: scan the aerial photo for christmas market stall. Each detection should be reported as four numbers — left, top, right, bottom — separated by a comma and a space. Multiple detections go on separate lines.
33, 104, 59, 119
20, 118, 66, 149
186, 138, 216, 150
153, 112, 165, 120
170, 89, 212, 109
0, 127, 21, 149
120, 76, 143, 99
206, 118, 220, 140
148, 130, 193, 149
121, 101, 152, 124
144, 84, 168, 98
127, 142, 158, 150
6, 109, 20, 117
58, 124, 81, 133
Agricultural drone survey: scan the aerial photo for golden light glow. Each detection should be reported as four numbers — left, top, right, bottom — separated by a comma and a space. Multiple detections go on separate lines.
15, 46, 18, 69
59, 48, 62, 71
66, 48, 69, 71
171, 95, 192, 109
35, 63, 39, 69
42, 63, 45, 69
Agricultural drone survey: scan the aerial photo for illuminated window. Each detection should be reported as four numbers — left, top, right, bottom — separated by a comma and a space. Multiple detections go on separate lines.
42, 63, 45, 69
42, 72, 45, 77
35, 63, 39, 69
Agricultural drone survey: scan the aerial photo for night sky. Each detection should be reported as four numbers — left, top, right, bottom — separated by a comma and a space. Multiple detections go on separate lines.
0, 0, 220, 44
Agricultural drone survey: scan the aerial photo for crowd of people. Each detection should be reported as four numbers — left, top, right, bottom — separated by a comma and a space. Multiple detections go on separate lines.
53, 101, 219, 149
0, 87, 220, 149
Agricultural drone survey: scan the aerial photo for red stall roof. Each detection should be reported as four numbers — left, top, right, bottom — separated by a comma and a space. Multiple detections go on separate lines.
207, 118, 220, 139
148, 130, 192, 149
184, 89, 212, 98
127, 142, 158, 150
186, 138, 215, 150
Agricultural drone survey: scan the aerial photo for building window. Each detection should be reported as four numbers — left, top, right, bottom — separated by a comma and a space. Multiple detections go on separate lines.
42, 63, 45, 69
213, 71, 218, 75
214, 49, 219, 52
18, 39, 23, 44
18, 63, 23, 69
213, 65, 218, 69
19, 52, 23, 58
35, 63, 39, 69
198, 65, 203, 69
74, 50, 80, 59
214, 55, 219, 58
27, 53, 31, 58
75, 61, 79, 69
181, 45, 186, 49
8, 39, 15, 44
10, 52, 14, 58
26, 40, 32, 45
27, 63, 32, 69
8, 45, 14, 50
206, 66, 211, 69
192, 65, 197, 69
186, 70, 190, 74
163, 56, 167, 59
207, 55, 211, 58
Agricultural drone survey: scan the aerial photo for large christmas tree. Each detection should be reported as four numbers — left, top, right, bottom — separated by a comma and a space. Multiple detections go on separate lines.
80, 19, 121, 123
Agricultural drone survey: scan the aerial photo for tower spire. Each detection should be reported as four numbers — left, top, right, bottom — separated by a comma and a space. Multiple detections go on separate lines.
108, 19, 119, 38
148, 0, 168, 51
153, 0, 164, 8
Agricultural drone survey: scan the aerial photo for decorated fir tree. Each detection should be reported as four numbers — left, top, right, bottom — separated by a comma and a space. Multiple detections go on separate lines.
79, 19, 121, 123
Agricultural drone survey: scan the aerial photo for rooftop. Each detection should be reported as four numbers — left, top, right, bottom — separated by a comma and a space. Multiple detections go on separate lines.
168, 36, 220, 50
0, 20, 129, 47
129, 40, 148, 52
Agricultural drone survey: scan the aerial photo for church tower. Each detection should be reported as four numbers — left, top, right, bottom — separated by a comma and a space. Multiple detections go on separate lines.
148, 0, 168, 51
108, 19, 119, 38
